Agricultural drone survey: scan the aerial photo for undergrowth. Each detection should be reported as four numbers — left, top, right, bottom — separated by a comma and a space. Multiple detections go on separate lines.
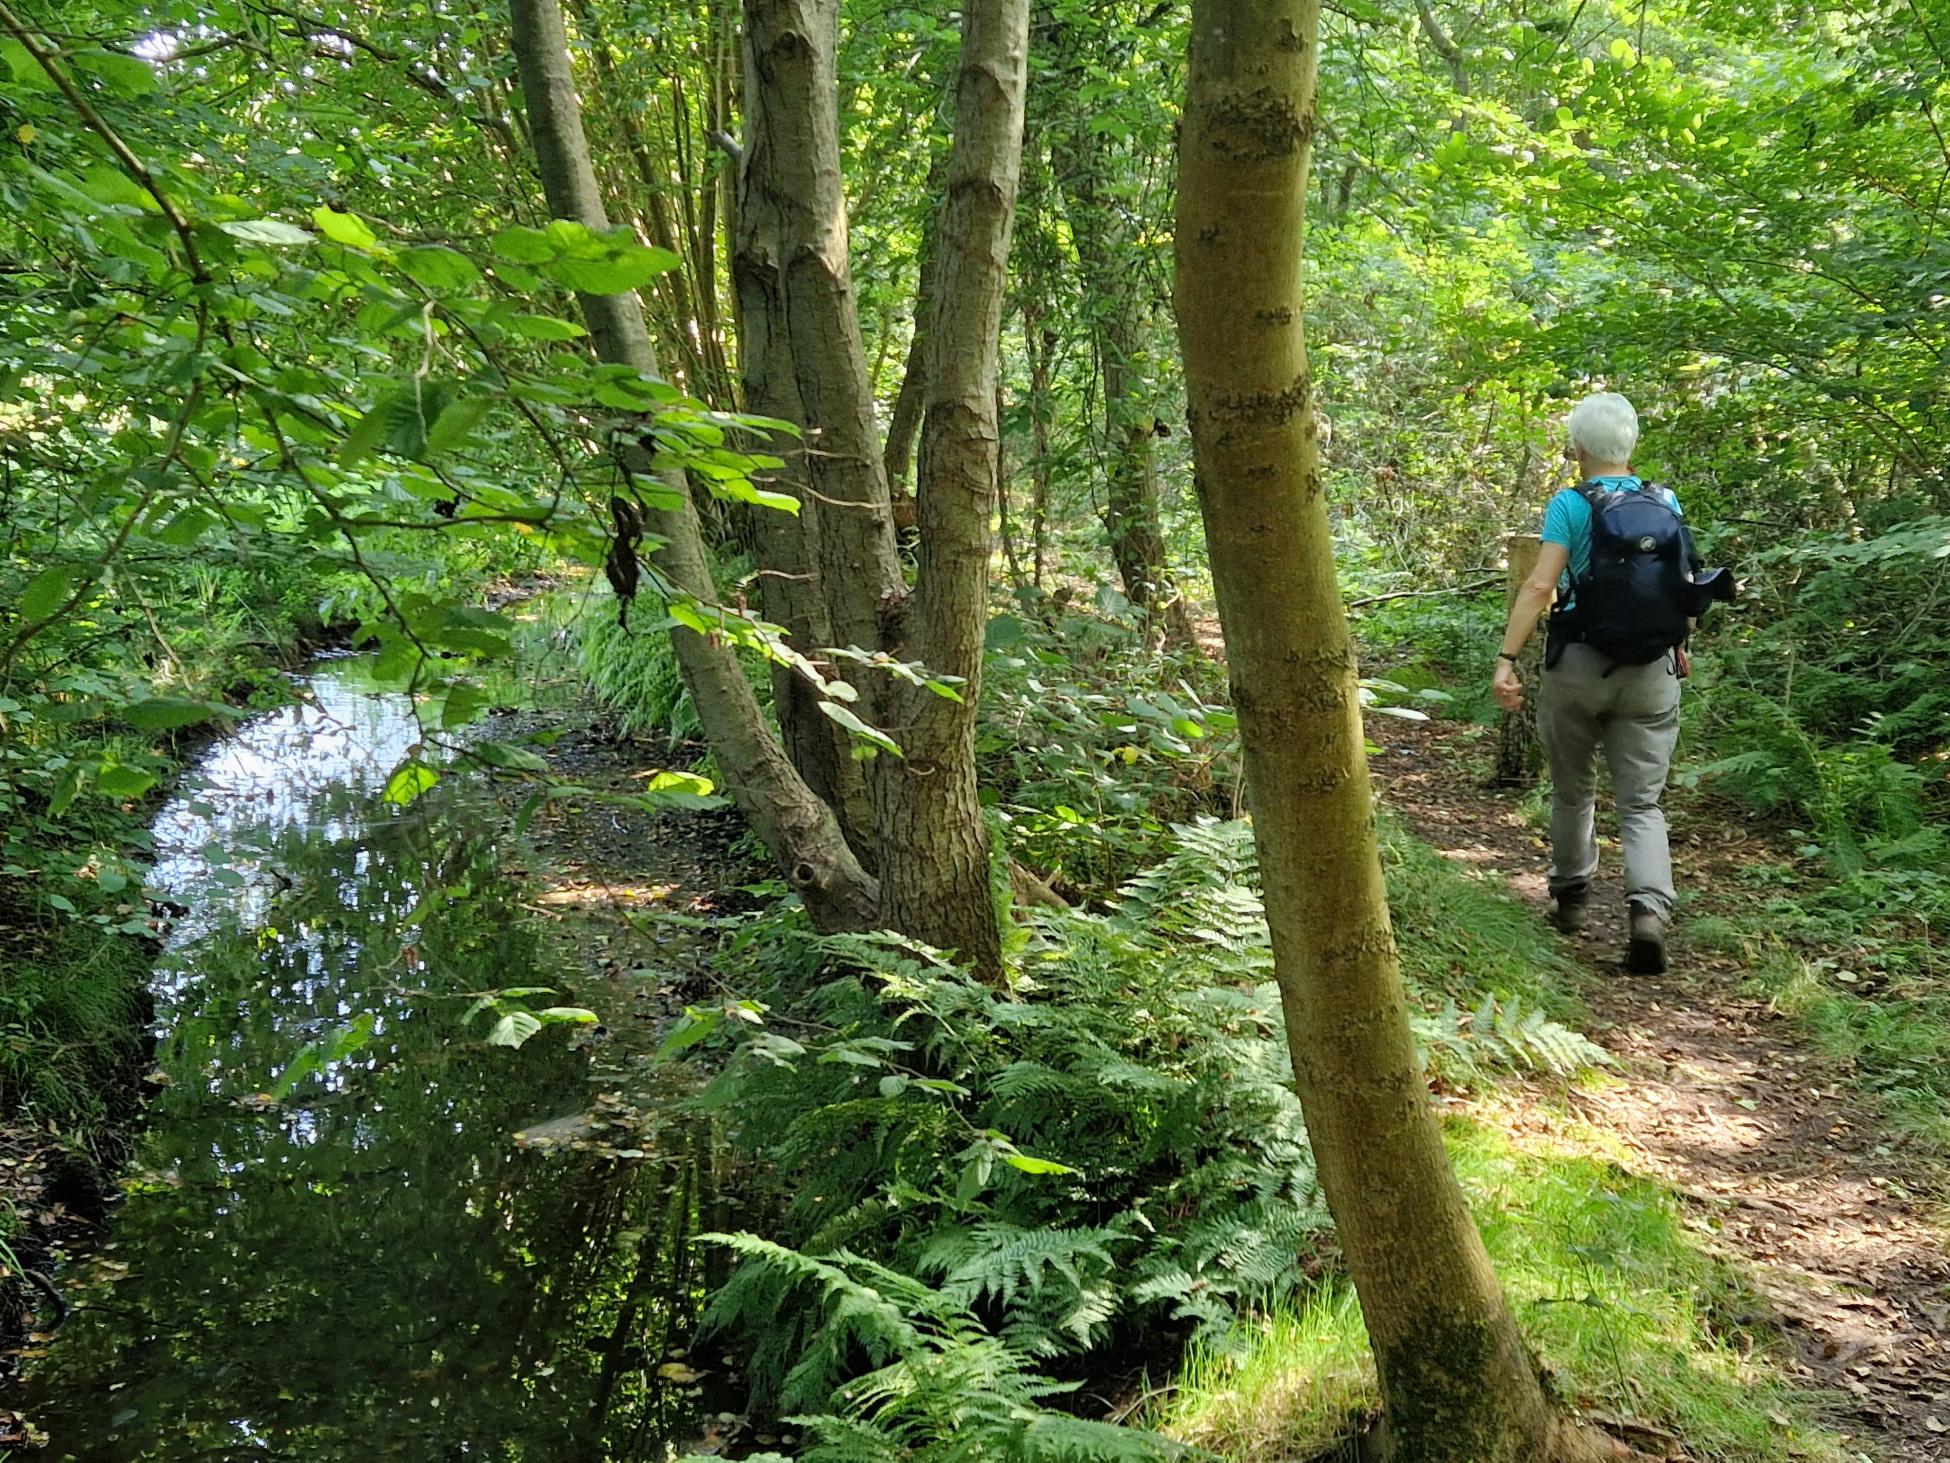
662, 818, 1611, 1449
1159, 1117, 1848, 1463
0, 920, 149, 1141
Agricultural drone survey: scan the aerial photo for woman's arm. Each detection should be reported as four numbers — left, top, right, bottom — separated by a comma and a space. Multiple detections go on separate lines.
1491, 540, 1570, 711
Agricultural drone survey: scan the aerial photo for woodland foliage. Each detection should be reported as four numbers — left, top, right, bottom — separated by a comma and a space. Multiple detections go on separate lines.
1, 0, 1946, 1454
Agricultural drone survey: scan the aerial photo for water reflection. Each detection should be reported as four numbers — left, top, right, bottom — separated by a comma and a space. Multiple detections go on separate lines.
25, 665, 707, 1460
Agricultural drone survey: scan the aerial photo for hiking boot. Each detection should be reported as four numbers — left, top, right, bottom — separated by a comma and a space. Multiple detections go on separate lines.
1627, 904, 1669, 974
1550, 884, 1589, 934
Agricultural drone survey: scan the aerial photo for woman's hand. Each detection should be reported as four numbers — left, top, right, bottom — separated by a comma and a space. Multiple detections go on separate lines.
1492, 658, 1524, 711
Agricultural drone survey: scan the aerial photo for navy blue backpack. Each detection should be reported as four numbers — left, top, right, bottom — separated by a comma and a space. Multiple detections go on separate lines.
1548, 482, 1735, 666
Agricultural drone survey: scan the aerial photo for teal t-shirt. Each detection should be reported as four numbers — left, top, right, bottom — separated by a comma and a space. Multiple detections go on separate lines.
1541, 475, 1684, 602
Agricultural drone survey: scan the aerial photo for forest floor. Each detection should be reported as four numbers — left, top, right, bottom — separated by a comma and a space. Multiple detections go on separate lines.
1370, 713, 1950, 1463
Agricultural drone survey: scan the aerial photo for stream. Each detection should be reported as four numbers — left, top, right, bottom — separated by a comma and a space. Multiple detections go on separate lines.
22, 661, 712, 1460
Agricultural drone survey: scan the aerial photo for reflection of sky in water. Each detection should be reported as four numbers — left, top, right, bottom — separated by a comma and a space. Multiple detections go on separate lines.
25, 660, 709, 1460
149, 663, 426, 950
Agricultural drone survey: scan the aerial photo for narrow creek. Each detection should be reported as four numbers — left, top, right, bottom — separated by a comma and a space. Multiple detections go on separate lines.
22, 661, 717, 1460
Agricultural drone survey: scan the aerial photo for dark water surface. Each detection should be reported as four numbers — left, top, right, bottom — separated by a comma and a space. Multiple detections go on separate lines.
24, 665, 707, 1460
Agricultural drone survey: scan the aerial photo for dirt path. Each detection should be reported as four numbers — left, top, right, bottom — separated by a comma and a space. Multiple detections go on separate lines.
1371, 715, 1950, 1463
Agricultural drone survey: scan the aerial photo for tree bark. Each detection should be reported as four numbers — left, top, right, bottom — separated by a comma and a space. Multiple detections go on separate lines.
732, 8, 876, 857
510, 0, 878, 931
882, 161, 943, 495
1493, 532, 1543, 787
739, 0, 906, 667
1414, 0, 1471, 97
1023, 282, 1053, 590
867, 0, 1031, 976
1173, 5, 1607, 1461
739, 0, 1025, 973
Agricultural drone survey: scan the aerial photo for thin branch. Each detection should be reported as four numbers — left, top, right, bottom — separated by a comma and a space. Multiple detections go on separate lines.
1348, 575, 1499, 609
0, 2, 207, 282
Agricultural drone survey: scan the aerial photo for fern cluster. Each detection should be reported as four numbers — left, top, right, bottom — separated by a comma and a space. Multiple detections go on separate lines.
679, 817, 1610, 1437
685, 1238, 1179, 1462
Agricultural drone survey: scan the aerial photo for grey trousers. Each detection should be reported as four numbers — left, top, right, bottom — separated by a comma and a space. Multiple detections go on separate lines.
1538, 642, 1682, 919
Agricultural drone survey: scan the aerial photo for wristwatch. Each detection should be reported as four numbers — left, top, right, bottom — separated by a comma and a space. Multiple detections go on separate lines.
1495, 651, 1520, 665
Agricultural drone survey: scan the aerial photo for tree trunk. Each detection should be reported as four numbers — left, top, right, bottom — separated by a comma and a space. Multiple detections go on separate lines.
740, 0, 1024, 973
1493, 532, 1543, 787
739, 0, 906, 668
1173, 5, 1608, 1461
882, 161, 943, 495
868, 0, 1030, 976
509, 0, 878, 931
1024, 287, 1053, 590
732, 12, 876, 857
1045, 20, 1193, 650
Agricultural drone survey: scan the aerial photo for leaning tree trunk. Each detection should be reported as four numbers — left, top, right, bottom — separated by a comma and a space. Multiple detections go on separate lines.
867, 0, 1030, 977
739, 0, 905, 670
1173, 4, 1609, 1462
509, 0, 878, 931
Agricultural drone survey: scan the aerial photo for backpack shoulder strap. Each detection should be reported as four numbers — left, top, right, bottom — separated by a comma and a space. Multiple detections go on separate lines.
1575, 482, 1616, 538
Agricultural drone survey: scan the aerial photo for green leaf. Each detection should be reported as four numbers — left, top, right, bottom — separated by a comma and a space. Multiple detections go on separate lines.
0, 39, 56, 91
80, 164, 159, 213
505, 313, 587, 340
312, 205, 379, 251
492, 225, 556, 263
20, 564, 90, 621
658, 1007, 724, 1058
97, 764, 157, 798
638, 769, 726, 810
466, 740, 548, 773
817, 699, 903, 758
438, 681, 489, 730
218, 218, 315, 247
425, 395, 491, 454
542, 245, 682, 295
382, 760, 440, 807
271, 1046, 322, 1100
1000, 1152, 1078, 1177
398, 244, 482, 292
337, 397, 398, 466
122, 696, 228, 730
152, 505, 220, 547
46, 893, 76, 915
485, 1010, 544, 1047
74, 49, 157, 96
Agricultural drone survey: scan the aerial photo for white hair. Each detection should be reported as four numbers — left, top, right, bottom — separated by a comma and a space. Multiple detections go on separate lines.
1566, 392, 1639, 464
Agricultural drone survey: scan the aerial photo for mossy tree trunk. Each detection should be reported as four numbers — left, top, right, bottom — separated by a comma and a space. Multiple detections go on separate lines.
510, 0, 878, 930
1173, 4, 1610, 1460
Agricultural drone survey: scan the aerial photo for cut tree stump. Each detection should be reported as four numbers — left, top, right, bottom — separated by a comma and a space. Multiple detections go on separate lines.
1493, 531, 1543, 786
